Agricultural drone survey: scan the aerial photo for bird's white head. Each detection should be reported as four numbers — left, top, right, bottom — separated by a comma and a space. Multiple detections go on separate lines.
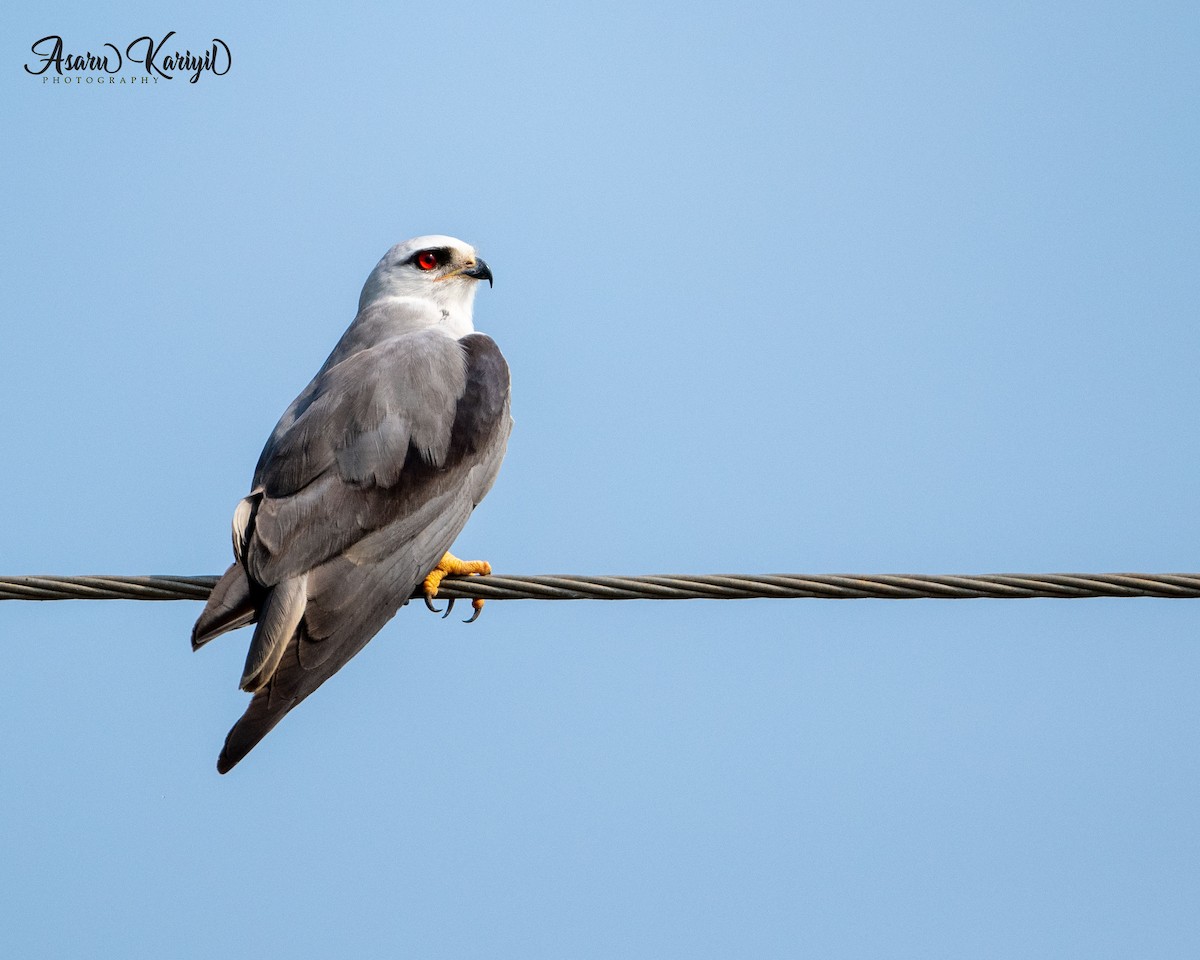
358, 235, 493, 336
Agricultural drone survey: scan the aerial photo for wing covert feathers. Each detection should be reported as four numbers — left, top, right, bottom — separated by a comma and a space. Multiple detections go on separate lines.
239, 574, 308, 693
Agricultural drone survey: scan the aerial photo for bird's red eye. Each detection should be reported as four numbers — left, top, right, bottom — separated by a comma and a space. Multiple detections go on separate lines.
416, 250, 439, 271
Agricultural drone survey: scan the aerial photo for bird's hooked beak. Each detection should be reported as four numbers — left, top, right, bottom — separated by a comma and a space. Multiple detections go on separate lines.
460, 258, 494, 287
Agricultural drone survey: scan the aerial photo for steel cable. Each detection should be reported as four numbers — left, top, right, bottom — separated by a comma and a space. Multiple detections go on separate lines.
1, 572, 1199, 603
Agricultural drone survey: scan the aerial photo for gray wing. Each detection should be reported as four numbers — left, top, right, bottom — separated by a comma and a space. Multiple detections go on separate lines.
193, 330, 511, 774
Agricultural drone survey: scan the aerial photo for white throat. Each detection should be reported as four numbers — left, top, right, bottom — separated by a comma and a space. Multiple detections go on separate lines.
358, 276, 479, 339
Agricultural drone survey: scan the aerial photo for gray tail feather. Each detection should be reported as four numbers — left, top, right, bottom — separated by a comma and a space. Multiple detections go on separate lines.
216, 627, 313, 774
215, 611, 385, 774
217, 687, 296, 774
192, 564, 257, 649
214, 562, 412, 773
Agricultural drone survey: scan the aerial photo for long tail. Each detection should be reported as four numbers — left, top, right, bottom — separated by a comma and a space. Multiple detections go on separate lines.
207, 552, 419, 773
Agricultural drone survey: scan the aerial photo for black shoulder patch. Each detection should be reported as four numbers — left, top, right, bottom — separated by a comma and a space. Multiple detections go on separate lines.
448, 334, 510, 461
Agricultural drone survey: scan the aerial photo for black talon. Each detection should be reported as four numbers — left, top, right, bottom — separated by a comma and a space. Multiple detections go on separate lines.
464, 603, 483, 624
441, 597, 456, 619
424, 595, 443, 614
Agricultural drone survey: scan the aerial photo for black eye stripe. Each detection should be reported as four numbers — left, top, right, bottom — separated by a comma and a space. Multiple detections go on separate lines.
406, 247, 450, 267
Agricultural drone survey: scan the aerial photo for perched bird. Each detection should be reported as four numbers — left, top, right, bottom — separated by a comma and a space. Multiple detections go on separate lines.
192, 236, 511, 773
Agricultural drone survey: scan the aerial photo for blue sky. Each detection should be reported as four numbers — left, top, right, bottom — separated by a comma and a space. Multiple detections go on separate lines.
2, 1, 1199, 956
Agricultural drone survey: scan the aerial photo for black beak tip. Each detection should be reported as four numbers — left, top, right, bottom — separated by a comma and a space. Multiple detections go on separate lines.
465, 258, 494, 287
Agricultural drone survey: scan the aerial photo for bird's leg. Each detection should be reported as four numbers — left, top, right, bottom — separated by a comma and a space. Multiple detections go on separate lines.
423, 552, 492, 622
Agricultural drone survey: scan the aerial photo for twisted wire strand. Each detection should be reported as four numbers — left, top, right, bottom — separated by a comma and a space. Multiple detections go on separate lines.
1, 572, 1199, 603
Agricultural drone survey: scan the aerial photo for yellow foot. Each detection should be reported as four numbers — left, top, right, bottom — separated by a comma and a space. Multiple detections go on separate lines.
423, 552, 492, 623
